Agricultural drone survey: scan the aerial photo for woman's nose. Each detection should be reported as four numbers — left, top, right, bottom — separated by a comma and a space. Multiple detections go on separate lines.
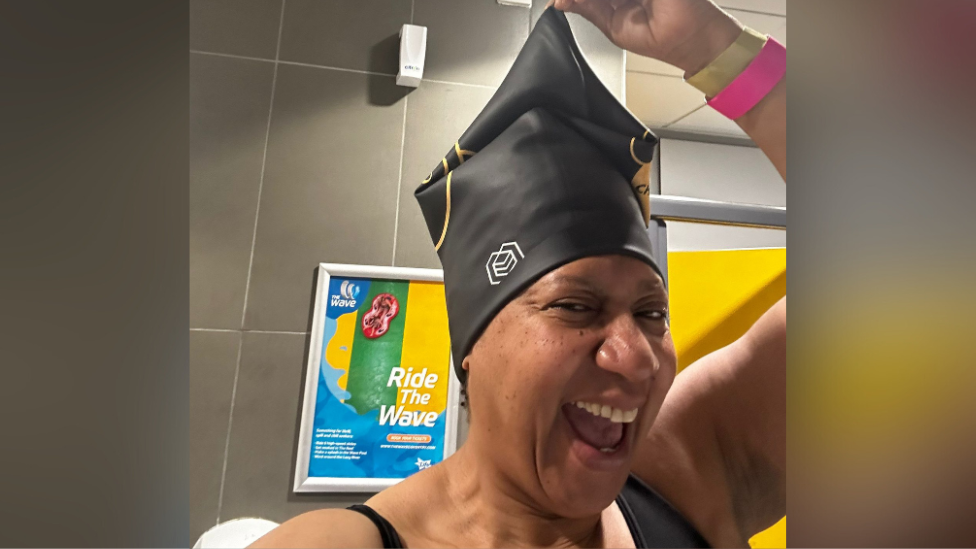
594, 315, 656, 382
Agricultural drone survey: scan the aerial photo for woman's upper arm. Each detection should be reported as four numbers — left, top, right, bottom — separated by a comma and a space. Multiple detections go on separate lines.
632, 298, 786, 543
247, 508, 383, 549
736, 78, 787, 181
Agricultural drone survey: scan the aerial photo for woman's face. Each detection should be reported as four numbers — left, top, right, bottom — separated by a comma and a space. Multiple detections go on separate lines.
463, 255, 677, 517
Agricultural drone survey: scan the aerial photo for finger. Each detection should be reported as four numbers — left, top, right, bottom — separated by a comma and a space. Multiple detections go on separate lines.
560, 0, 615, 36
608, 0, 646, 37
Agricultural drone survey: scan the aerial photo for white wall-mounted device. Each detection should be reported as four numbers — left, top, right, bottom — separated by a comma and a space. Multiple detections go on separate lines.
497, 0, 532, 7
397, 24, 427, 87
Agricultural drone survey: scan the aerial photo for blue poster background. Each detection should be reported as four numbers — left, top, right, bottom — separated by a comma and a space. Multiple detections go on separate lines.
307, 276, 447, 480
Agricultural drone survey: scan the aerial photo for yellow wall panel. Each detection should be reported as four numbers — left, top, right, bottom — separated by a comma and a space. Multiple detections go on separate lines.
669, 248, 786, 372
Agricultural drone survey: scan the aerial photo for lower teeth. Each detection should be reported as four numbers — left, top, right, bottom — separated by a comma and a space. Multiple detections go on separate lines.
600, 447, 615, 453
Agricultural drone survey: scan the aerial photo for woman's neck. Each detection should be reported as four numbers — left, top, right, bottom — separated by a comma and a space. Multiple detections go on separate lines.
424, 441, 608, 548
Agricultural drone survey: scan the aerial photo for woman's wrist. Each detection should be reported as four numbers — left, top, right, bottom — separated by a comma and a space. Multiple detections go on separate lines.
674, 14, 743, 80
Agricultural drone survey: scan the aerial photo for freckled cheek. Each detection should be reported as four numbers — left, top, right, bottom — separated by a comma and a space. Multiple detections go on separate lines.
657, 350, 677, 379
497, 379, 557, 441
652, 335, 677, 374
507, 358, 572, 421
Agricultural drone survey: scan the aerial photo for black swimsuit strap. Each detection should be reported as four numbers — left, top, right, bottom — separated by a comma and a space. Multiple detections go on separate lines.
615, 490, 649, 548
347, 504, 406, 549
347, 476, 705, 549
617, 474, 711, 548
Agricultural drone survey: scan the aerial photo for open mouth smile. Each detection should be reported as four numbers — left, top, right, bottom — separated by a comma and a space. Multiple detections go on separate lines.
561, 401, 639, 467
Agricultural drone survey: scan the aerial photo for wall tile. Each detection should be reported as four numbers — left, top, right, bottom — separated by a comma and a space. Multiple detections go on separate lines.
190, 0, 283, 59
221, 332, 362, 522
190, 55, 275, 329
530, 2, 624, 99
244, 65, 405, 331
278, 0, 412, 73
394, 82, 495, 269
414, 0, 529, 87
190, 330, 241, 543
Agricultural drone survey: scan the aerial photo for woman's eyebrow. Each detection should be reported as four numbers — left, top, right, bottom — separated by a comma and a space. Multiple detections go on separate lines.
636, 276, 668, 298
541, 274, 606, 298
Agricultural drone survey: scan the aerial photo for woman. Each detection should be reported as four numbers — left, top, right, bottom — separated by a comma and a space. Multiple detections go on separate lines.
254, 0, 785, 546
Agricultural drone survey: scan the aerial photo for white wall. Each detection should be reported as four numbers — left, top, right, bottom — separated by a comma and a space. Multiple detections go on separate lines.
658, 138, 786, 251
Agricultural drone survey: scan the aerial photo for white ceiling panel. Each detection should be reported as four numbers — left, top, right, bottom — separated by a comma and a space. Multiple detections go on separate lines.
659, 138, 784, 206
770, 17, 787, 45
626, 52, 684, 77
667, 104, 747, 137
625, 72, 704, 128
717, 0, 786, 16
727, 9, 786, 44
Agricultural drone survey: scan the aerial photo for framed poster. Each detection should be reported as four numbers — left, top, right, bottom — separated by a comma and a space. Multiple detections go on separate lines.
294, 264, 461, 493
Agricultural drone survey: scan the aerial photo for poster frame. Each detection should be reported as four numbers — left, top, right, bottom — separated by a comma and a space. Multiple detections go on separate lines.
293, 263, 461, 493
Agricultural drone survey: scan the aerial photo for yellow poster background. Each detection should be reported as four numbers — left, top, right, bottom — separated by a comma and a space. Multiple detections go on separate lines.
668, 248, 786, 548
397, 281, 452, 416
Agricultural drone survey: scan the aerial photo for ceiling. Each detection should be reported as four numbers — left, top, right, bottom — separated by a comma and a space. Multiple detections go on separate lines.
625, 0, 786, 140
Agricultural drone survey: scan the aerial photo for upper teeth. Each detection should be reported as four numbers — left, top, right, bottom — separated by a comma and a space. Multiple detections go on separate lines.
573, 402, 638, 423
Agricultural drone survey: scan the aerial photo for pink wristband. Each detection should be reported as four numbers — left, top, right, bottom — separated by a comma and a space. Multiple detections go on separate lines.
707, 36, 786, 120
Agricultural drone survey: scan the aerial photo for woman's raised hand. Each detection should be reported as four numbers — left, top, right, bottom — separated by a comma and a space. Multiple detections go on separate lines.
550, 0, 741, 77
552, 0, 786, 180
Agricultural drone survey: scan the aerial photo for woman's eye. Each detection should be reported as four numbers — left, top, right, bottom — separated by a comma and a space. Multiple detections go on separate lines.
638, 309, 668, 320
552, 303, 592, 313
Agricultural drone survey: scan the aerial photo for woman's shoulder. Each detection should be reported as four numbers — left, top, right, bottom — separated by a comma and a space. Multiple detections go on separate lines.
247, 507, 384, 549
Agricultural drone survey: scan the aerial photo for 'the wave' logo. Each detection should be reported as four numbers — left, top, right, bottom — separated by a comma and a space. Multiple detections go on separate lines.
331, 280, 360, 308
486, 241, 524, 285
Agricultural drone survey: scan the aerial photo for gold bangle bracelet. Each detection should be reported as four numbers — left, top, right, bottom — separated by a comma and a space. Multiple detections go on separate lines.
685, 26, 768, 97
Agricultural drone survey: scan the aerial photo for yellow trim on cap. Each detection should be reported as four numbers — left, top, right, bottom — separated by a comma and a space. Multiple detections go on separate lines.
685, 26, 767, 97
441, 157, 449, 174
630, 137, 652, 165
434, 171, 453, 251
454, 142, 475, 164
631, 162, 652, 227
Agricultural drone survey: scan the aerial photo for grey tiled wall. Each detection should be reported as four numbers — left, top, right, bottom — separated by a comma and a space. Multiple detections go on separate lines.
189, 0, 623, 541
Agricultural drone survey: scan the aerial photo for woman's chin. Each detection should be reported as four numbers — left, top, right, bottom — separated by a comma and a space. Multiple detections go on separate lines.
544, 466, 630, 518
540, 420, 634, 516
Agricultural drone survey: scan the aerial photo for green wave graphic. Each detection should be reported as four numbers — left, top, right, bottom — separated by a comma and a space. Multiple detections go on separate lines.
344, 280, 409, 415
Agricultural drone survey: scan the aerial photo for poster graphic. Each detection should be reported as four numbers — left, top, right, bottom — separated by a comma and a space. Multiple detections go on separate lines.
296, 265, 457, 491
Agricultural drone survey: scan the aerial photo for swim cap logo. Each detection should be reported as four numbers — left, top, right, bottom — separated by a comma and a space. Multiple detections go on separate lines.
486, 242, 524, 285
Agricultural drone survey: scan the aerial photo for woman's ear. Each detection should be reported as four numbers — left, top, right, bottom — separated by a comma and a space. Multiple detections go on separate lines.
461, 356, 471, 372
